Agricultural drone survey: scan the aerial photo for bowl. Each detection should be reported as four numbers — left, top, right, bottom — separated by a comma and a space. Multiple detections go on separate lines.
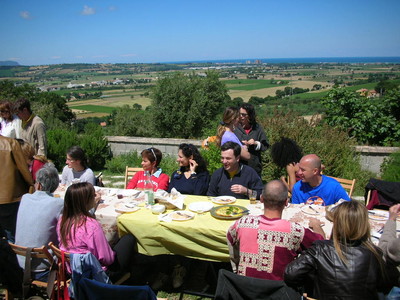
151, 204, 166, 214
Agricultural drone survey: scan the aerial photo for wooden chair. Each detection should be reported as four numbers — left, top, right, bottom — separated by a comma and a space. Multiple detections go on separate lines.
48, 242, 130, 285
124, 166, 142, 188
327, 176, 356, 198
9, 243, 54, 296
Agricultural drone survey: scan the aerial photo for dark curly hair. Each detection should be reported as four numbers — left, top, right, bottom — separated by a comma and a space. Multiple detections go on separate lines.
270, 137, 303, 169
239, 103, 257, 127
179, 143, 208, 173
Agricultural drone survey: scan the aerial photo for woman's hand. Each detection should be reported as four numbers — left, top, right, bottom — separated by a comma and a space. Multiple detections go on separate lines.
189, 159, 198, 173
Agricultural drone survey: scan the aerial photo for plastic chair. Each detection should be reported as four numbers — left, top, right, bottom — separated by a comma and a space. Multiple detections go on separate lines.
79, 277, 157, 300
125, 166, 142, 188
214, 269, 301, 300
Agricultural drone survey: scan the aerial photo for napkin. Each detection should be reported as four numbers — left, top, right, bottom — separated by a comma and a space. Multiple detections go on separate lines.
158, 213, 172, 222
154, 188, 184, 209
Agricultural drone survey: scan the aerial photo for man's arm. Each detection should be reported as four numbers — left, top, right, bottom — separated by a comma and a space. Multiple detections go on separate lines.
226, 224, 240, 273
11, 139, 34, 187
36, 121, 47, 156
379, 204, 400, 263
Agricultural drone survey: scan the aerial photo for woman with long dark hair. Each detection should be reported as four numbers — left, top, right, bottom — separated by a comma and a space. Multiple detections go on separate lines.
284, 200, 389, 299
61, 146, 95, 186
168, 143, 209, 195
57, 182, 136, 279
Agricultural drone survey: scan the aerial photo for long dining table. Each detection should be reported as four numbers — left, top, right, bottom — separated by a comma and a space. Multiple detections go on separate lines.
55, 187, 392, 263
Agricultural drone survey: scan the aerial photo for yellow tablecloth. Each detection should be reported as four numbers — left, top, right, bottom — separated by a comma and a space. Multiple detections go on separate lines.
118, 195, 246, 262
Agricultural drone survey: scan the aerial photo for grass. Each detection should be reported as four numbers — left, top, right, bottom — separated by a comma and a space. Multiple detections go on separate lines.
69, 104, 116, 114
224, 79, 288, 91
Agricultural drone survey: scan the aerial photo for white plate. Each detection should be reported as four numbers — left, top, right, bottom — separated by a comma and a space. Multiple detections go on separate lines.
301, 205, 322, 215
211, 196, 236, 205
368, 211, 388, 221
114, 202, 141, 213
168, 210, 195, 221
188, 201, 214, 213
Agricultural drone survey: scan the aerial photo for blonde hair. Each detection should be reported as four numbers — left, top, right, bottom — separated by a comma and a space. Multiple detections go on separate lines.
332, 201, 384, 268
216, 107, 239, 147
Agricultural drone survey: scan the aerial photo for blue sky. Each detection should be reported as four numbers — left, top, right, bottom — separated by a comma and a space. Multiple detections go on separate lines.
0, 0, 399, 66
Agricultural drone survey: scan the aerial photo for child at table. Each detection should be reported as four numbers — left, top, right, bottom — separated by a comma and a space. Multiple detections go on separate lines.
57, 182, 136, 281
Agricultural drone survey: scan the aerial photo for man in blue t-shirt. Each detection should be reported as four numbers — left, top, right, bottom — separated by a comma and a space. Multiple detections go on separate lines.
291, 154, 350, 206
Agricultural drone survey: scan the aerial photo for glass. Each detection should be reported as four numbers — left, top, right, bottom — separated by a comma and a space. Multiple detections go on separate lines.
249, 190, 257, 204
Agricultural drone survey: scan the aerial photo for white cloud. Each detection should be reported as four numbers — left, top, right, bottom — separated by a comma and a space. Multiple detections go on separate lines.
8, 57, 20, 61
75, 56, 84, 59
120, 53, 137, 57
92, 55, 108, 58
20, 11, 31, 20
51, 56, 61, 59
81, 5, 95, 15
109, 6, 117, 11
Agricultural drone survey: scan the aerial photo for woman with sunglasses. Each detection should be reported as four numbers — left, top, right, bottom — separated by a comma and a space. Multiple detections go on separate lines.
0, 100, 22, 139
168, 143, 209, 195
127, 147, 169, 191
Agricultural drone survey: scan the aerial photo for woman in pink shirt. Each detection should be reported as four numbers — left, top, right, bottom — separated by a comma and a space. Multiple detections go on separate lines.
126, 147, 169, 191
57, 182, 136, 280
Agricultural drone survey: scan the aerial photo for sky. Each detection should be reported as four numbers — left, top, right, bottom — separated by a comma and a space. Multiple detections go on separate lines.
0, 0, 399, 66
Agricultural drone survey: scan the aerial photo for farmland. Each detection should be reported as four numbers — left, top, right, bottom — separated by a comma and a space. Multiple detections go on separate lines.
1, 61, 399, 118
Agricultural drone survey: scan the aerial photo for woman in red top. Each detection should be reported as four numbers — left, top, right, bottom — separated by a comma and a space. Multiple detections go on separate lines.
126, 147, 169, 191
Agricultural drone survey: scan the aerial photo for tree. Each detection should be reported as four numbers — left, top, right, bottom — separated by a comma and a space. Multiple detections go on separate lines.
151, 71, 229, 138
321, 88, 400, 145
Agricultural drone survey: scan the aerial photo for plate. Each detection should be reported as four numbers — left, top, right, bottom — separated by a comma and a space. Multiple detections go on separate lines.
211, 196, 236, 205
188, 201, 214, 213
168, 210, 195, 221
368, 211, 388, 221
301, 205, 323, 215
114, 202, 141, 213
210, 205, 248, 220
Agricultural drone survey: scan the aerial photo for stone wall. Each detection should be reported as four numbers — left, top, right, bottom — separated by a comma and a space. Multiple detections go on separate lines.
106, 136, 399, 176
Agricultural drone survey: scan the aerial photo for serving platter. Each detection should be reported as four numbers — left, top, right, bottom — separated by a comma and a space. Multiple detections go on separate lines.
210, 205, 248, 220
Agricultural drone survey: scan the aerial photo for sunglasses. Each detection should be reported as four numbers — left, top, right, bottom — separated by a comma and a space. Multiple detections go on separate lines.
147, 148, 157, 162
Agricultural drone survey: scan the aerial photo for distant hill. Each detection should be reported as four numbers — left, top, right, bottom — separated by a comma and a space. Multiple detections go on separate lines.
0, 61, 19, 66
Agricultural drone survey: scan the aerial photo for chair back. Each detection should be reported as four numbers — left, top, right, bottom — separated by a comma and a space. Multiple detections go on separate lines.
9, 243, 54, 265
48, 242, 70, 263
80, 278, 157, 300
326, 176, 356, 198
125, 167, 142, 188
214, 269, 300, 300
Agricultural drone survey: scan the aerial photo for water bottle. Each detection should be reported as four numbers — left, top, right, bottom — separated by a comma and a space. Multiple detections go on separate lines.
144, 171, 155, 205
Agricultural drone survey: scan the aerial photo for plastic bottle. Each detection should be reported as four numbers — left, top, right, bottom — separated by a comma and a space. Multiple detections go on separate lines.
144, 170, 155, 205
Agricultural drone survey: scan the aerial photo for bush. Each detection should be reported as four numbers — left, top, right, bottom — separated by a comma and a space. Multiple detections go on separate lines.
47, 124, 110, 171
381, 150, 400, 182
200, 143, 222, 174
104, 150, 178, 178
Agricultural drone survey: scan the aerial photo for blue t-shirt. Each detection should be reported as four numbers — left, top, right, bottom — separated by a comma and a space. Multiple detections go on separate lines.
221, 131, 243, 146
291, 175, 350, 206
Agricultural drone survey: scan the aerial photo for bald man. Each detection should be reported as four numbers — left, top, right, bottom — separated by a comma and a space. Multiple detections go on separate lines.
291, 154, 350, 206
227, 180, 324, 280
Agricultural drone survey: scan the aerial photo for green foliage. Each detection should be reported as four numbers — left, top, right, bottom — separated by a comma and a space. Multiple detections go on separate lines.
321, 88, 400, 146
200, 143, 222, 174
79, 123, 111, 171
151, 71, 229, 139
104, 150, 177, 177
106, 105, 153, 137
258, 110, 372, 196
47, 129, 79, 170
47, 124, 110, 171
380, 150, 400, 182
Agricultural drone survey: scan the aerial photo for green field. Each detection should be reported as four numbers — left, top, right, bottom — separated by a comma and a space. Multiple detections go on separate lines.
224, 79, 288, 91
70, 105, 116, 114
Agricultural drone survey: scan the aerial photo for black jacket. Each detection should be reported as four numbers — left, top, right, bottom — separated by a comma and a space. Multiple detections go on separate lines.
234, 123, 268, 175
284, 240, 387, 300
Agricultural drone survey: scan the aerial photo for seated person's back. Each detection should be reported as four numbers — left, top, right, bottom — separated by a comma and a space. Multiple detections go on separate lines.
227, 180, 324, 280
15, 164, 63, 275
